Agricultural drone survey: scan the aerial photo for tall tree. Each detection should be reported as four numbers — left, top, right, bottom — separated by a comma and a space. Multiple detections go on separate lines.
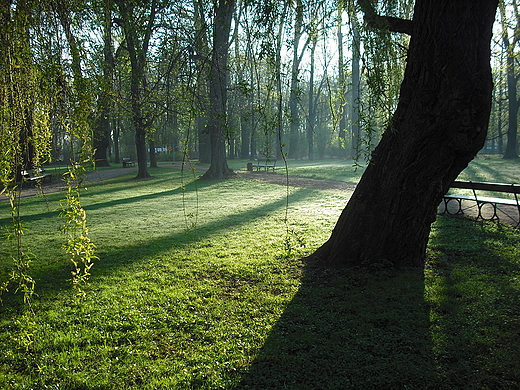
310, 0, 498, 267
115, 0, 158, 178
200, 0, 236, 180
336, 3, 348, 158
0, 0, 42, 182
287, 0, 307, 159
307, 32, 317, 160
272, 1, 289, 160
350, 11, 361, 159
500, 0, 520, 159
192, 0, 211, 164
93, 0, 115, 167
54, 0, 95, 165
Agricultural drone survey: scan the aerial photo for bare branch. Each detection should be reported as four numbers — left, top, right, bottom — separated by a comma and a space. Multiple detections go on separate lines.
358, 0, 413, 35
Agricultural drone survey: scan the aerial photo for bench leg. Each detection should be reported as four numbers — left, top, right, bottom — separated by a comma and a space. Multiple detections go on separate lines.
476, 202, 499, 221
443, 197, 463, 215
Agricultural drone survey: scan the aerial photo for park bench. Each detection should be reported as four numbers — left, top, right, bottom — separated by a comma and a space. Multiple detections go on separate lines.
253, 157, 277, 172
442, 180, 520, 226
122, 158, 135, 168
22, 168, 52, 185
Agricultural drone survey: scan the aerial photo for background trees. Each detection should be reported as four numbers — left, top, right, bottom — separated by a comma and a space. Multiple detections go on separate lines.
4, 0, 515, 171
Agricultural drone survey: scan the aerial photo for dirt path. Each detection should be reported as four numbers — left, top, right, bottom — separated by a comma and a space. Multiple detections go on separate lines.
7, 164, 519, 227
5, 166, 138, 199
236, 170, 357, 192
14, 164, 358, 198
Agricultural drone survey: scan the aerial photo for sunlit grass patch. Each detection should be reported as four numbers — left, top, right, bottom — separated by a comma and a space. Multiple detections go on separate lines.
458, 154, 520, 183
0, 163, 520, 388
0, 166, 346, 389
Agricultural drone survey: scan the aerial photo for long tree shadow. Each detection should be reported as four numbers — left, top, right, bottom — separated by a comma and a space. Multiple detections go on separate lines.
237, 262, 437, 389
425, 215, 520, 388
237, 215, 520, 389
0, 173, 200, 226
463, 160, 518, 183
0, 182, 318, 305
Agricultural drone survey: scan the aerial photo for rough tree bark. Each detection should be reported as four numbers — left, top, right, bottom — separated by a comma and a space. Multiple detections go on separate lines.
310, 0, 498, 268
200, 0, 236, 180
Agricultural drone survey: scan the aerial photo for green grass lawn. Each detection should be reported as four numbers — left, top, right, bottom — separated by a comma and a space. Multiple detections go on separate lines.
1, 157, 520, 389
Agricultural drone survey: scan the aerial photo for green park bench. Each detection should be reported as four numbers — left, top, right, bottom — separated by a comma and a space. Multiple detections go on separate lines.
122, 158, 135, 168
253, 158, 277, 172
442, 180, 520, 227
22, 168, 52, 185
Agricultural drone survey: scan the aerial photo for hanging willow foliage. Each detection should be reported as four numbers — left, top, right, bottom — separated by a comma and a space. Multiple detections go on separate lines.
1, 1, 97, 302
0, 0, 52, 305
349, 0, 413, 161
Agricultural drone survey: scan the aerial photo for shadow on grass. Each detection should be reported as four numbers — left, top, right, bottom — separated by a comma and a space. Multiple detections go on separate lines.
425, 215, 520, 388
4, 182, 318, 303
236, 215, 520, 389
236, 264, 436, 389
463, 160, 517, 183
0, 174, 205, 226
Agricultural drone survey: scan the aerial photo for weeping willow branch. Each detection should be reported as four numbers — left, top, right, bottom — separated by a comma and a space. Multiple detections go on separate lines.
0, 3, 50, 306
350, 1, 411, 162
59, 160, 98, 297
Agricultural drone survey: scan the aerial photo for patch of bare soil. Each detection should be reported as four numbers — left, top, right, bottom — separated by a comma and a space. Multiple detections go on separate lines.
236, 170, 357, 192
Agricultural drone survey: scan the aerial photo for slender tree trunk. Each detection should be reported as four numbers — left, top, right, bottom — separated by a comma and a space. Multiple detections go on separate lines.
94, 3, 114, 167
503, 56, 519, 159
501, 0, 519, 159
337, 5, 348, 159
113, 119, 120, 163
200, 0, 236, 180
288, 0, 305, 159
192, 0, 211, 164
116, 0, 157, 178
310, 0, 498, 268
274, 3, 289, 160
350, 14, 360, 159
149, 140, 158, 168
307, 37, 317, 160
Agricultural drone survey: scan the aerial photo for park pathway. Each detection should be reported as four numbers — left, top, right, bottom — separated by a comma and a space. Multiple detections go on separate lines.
7, 163, 519, 227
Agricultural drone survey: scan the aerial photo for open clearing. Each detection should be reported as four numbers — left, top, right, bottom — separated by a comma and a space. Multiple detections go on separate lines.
1, 157, 519, 389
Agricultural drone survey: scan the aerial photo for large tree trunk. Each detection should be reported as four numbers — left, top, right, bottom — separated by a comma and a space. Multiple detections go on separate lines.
200, 0, 236, 180
310, 0, 498, 268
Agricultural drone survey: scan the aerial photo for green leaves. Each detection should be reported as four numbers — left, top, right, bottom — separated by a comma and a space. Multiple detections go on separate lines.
59, 160, 98, 298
